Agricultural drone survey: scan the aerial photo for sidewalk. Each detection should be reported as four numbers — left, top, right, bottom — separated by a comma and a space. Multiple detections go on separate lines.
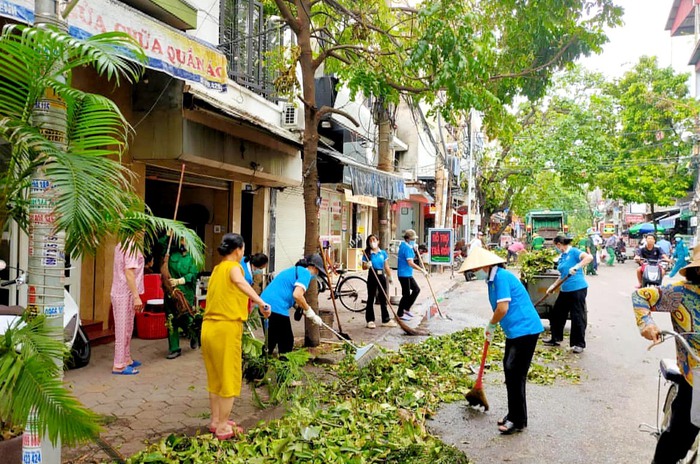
62, 268, 467, 463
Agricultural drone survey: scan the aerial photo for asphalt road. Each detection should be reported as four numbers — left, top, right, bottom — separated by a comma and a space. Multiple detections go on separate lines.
423, 261, 679, 464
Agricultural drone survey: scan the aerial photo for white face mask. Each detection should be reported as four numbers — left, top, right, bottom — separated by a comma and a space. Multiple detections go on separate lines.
370, 241, 379, 250
475, 269, 488, 280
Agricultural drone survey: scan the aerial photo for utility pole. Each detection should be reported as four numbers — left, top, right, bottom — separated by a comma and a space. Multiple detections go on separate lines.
435, 112, 449, 228
466, 112, 474, 241
23, 2, 69, 463
375, 98, 394, 247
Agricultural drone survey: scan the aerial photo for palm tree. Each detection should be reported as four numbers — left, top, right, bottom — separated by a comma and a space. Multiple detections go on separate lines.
0, 314, 99, 446
0, 24, 204, 448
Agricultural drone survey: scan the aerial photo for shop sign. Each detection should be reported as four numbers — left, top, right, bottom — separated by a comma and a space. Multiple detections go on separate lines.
343, 189, 378, 208
0, 0, 228, 90
625, 213, 645, 224
428, 228, 453, 266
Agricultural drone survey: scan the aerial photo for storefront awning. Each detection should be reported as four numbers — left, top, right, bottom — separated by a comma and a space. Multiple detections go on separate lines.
318, 147, 406, 201
659, 213, 681, 229
405, 186, 434, 204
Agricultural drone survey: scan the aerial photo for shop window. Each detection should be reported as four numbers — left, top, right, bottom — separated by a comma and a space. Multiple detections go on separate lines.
220, 0, 284, 100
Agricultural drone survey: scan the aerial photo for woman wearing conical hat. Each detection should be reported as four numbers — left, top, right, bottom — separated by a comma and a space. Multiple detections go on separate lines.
632, 244, 700, 463
459, 247, 544, 435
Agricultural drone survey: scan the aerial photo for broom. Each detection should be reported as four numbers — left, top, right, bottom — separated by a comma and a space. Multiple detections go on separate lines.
465, 339, 490, 411
362, 250, 429, 336
415, 247, 452, 320
319, 320, 381, 368
160, 164, 195, 317
318, 239, 351, 340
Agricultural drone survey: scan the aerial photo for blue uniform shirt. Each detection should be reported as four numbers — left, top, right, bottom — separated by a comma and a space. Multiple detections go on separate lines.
241, 259, 253, 285
397, 242, 415, 278
557, 246, 588, 292
487, 267, 544, 339
362, 249, 388, 270
260, 266, 313, 316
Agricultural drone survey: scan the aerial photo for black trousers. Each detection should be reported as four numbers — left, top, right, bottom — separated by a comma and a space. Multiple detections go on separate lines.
267, 312, 294, 355
504, 333, 539, 428
550, 287, 587, 348
654, 377, 700, 464
365, 271, 390, 323
398, 276, 420, 317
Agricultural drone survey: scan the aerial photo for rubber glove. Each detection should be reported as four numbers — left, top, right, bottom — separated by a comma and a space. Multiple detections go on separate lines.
485, 322, 497, 342
421, 268, 429, 276
169, 277, 185, 286
568, 265, 580, 276
304, 307, 324, 326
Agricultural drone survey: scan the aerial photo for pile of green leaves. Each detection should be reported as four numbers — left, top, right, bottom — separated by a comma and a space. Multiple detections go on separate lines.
128, 328, 579, 463
519, 249, 558, 283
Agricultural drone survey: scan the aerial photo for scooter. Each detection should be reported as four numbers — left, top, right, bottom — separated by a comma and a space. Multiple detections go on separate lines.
640, 259, 663, 287
615, 247, 627, 264
0, 260, 91, 369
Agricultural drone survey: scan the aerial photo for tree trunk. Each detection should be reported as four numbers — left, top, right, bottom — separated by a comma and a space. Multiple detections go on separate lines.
297, 0, 320, 347
25, 1, 67, 463
376, 100, 393, 248
650, 203, 657, 234
492, 210, 513, 244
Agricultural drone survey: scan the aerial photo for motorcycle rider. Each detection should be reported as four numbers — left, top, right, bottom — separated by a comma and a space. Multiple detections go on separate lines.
635, 234, 669, 288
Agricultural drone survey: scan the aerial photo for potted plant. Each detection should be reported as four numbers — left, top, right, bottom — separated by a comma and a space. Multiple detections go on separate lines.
0, 313, 100, 462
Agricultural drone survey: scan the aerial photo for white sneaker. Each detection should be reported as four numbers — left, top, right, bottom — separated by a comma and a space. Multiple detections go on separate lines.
571, 346, 584, 354
399, 315, 412, 321
404, 311, 415, 318
366, 321, 376, 329
382, 320, 398, 327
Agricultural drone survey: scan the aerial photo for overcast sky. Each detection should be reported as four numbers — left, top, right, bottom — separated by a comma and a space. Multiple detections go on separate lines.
578, 0, 697, 84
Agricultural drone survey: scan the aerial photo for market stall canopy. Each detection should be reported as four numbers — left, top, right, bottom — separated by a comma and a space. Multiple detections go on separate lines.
629, 222, 665, 234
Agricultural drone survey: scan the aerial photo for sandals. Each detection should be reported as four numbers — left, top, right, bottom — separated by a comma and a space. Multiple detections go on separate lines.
210, 420, 244, 437
129, 360, 142, 368
497, 415, 508, 426
498, 420, 523, 435
112, 365, 139, 375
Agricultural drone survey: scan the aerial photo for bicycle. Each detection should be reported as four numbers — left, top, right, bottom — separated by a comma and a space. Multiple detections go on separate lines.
317, 268, 368, 313
640, 330, 700, 463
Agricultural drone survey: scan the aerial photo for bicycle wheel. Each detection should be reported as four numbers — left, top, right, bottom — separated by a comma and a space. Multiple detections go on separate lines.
337, 276, 368, 313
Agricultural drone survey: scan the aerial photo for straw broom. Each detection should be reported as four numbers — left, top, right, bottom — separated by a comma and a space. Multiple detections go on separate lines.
160, 164, 195, 317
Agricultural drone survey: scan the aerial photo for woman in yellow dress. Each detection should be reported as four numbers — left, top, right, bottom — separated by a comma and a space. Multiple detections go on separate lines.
202, 233, 270, 440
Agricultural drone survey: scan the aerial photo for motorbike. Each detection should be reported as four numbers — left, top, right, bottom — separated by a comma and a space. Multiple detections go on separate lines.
0, 260, 91, 369
615, 247, 627, 264
640, 259, 663, 287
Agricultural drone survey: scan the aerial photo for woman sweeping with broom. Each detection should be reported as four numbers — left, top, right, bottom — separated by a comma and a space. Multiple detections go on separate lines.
459, 247, 543, 435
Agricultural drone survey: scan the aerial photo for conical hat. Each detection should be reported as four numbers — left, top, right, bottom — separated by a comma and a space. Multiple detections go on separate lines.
457, 246, 506, 273
679, 245, 700, 277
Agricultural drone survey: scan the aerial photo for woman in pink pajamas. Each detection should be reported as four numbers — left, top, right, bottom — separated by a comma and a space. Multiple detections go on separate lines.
110, 240, 145, 375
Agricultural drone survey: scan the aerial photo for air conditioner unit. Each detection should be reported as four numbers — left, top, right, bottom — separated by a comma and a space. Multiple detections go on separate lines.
281, 104, 299, 128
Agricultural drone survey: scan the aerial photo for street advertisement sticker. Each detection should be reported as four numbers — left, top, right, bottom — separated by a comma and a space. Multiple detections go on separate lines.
0, 0, 228, 91
428, 228, 453, 266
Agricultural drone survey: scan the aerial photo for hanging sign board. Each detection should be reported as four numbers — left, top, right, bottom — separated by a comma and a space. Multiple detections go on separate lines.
428, 228, 453, 266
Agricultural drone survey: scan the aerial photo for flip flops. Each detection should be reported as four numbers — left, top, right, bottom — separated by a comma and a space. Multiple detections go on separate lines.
129, 360, 142, 368
112, 365, 139, 375
209, 420, 244, 434
213, 422, 244, 440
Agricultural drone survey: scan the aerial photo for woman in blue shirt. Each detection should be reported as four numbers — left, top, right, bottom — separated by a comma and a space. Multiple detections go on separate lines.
543, 235, 594, 353
397, 229, 427, 320
241, 253, 269, 286
361, 235, 397, 328
460, 247, 544, 435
